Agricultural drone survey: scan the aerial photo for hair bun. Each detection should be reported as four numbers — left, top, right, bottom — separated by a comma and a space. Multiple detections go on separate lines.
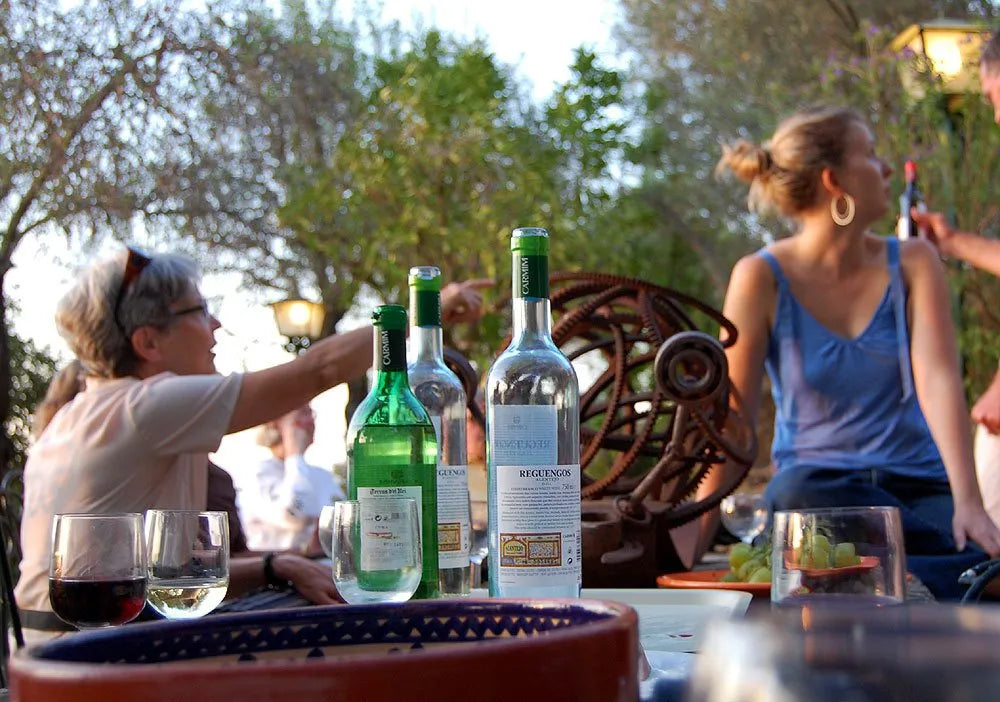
716, 139, 771, 184
758, 146, 773, 174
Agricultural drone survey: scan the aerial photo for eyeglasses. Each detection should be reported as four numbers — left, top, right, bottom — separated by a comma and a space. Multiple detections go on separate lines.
171, 301, 211, 320
114, 247, 152, 334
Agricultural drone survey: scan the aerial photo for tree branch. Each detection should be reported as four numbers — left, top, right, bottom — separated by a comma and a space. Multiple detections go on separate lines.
2, 39, 175, 265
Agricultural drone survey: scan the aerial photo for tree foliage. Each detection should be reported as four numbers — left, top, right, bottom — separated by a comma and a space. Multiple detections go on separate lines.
174, 0, 365, 328
0, 0, 206, 469
618, 0, 999, 298
277, 30, 641, 366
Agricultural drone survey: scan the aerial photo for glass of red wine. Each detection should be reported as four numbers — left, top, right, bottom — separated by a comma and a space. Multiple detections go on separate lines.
48, 512, 147, 629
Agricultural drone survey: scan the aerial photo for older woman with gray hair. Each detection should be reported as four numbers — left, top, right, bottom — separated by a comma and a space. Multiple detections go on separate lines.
16, 246, 487, 639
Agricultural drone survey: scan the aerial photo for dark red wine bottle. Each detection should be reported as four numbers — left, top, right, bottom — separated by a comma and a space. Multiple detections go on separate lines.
897, 160, 925, 240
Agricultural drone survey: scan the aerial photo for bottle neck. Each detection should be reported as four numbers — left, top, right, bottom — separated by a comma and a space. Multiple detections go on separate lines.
512, 298, 552, 337
372, 326, 409, 388
372, 368, 413, 396
510, 250, 552, 338
410, 325, 444, 362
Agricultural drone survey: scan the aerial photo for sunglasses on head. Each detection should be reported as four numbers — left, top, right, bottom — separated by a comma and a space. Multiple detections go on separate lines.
114, 247, 152, 335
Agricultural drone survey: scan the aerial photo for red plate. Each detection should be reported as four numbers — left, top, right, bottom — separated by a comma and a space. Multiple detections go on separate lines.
656, 569, 770, 597
783, 553, 880, 577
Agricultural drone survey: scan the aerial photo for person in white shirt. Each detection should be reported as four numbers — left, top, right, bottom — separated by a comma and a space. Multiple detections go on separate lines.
242, 404, 344, 552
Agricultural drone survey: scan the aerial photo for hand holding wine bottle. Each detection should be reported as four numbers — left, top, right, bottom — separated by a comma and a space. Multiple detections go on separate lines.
897, 160, 926, 241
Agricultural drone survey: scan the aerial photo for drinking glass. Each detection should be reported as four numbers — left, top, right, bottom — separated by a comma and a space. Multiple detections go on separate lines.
48, 512, 147, 629
771, 506, 905, 608
331, 498, 421, 604
318, 504, 335, 558
688, 605, 1000, 702
719, 492, 767, 544
145, 510, 230, 619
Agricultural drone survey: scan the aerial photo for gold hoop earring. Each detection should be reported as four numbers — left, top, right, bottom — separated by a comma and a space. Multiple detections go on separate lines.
831, 194, 855, 226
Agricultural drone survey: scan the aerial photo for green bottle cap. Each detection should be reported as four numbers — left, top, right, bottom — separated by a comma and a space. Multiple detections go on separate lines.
511, 227, 549, 299
511, 227, 549, 255
408, 266, 442, 327
408, 266, 442, 291
372, 304, 407, 330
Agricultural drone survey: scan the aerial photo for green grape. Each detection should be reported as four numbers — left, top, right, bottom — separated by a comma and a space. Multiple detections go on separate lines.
810, 544, 832, 568
748, 566, 771, 583
737, 556, 762, 581
811, 534, 831, 551
833, 541, 857, 568
721, 571, 741, 583
729, 543, 753, 570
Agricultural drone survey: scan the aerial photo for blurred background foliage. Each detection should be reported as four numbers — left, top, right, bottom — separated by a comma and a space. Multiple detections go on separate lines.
2, 0, 1000, 472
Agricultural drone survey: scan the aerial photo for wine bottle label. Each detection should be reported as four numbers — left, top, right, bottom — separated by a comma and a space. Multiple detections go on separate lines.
357, 497, 419, 571
436, 464, 470, 566
490, 404, 580, 586
494, 462, 581, 586
357, 485, 423, 532
375, 328, 407, 371
429, 415, 471, 568
490, 405, 558, 464
514, 254, 549, 299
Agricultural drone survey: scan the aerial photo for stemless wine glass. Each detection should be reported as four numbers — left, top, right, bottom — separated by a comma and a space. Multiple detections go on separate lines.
49, 512, 147, 629
720, 492, 768, 544
688, 606, 1000, 702
771, 505, 906, 608
332, 498, 421, 604
145, 510, 230, 619
318, 504, 336, 559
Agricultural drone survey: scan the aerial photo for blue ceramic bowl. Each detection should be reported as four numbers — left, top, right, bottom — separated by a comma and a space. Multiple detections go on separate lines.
12, 598, 639, 702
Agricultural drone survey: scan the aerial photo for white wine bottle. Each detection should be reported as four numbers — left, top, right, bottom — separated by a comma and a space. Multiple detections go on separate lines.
408, 265, 471, 596
346, 304, 440, 599
485, 227, 581, 598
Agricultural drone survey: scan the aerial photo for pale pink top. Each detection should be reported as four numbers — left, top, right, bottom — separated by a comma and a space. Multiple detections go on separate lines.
15, 371, 243, 615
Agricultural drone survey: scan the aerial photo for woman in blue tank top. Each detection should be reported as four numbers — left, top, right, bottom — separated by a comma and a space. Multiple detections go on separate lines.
716, 106, 1000, 600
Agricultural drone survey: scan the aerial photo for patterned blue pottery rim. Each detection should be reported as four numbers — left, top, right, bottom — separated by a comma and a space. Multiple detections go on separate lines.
31, 598, 626, 665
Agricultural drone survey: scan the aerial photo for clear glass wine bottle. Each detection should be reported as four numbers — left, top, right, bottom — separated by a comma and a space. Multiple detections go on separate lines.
408, 265, 471, 596
485, 227, 581, 598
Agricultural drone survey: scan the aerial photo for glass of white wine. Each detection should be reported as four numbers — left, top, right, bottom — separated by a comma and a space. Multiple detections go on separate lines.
332, 498, 421, 604
145, 510, 230, 619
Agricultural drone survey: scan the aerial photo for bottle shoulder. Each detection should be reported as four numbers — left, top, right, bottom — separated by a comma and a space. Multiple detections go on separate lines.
487, 343, 578, 381
347, 390, 434, 430
408, 361, 465, 389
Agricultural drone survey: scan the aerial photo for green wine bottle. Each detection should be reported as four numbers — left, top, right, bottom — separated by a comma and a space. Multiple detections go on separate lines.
347, 304, 440, 599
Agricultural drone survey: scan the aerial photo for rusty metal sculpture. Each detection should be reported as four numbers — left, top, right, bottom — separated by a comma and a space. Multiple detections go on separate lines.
447, 271, 757, 588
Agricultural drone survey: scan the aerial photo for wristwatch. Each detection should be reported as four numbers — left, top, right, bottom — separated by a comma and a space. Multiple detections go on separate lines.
262, 552, 292, 589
